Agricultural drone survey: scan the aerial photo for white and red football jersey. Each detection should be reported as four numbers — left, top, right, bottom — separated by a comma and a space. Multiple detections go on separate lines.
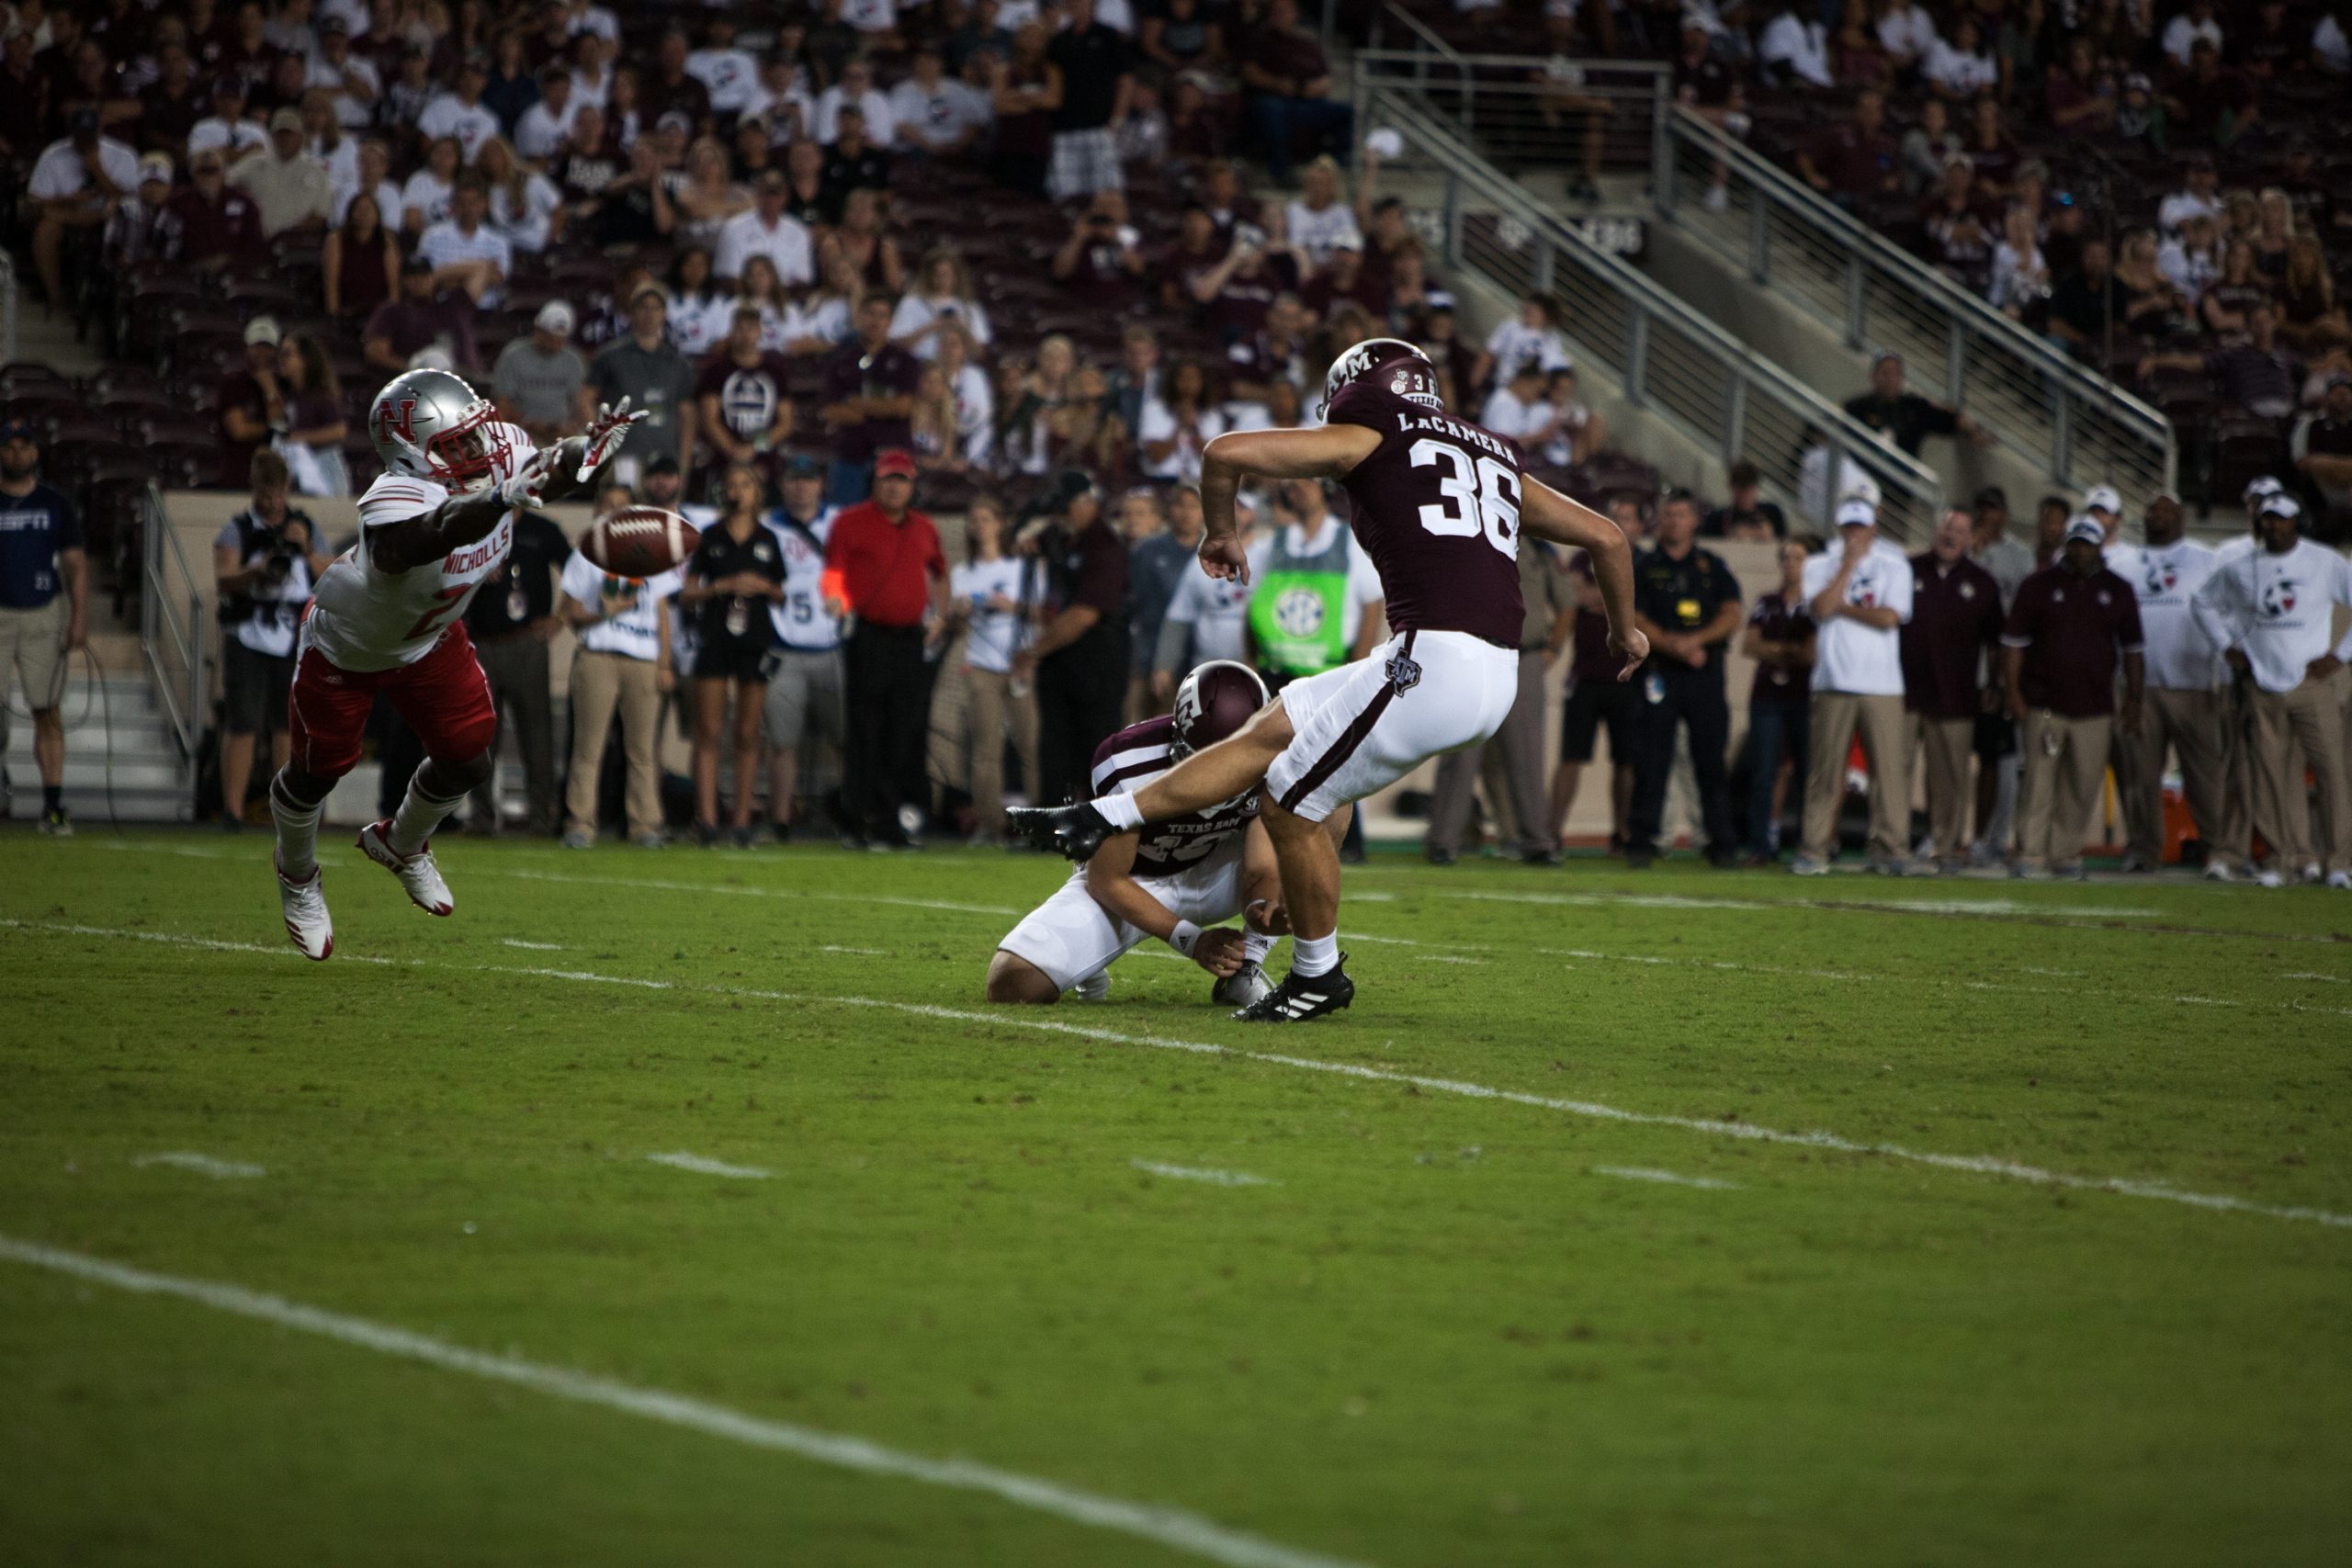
305, 424, 537, 671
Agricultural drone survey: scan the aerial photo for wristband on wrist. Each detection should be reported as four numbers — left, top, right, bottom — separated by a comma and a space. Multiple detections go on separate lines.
1167, 920, 1204, 959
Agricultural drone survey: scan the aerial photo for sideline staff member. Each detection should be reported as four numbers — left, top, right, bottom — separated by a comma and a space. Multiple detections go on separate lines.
0, 419, 87, 836
1625, 490, 1742, 868
462, 503, 573, 836
824, 447, 946, 849
212, 450, 332, 829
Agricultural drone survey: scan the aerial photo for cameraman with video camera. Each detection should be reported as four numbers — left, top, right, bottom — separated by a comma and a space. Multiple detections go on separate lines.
213, 449, 332, 829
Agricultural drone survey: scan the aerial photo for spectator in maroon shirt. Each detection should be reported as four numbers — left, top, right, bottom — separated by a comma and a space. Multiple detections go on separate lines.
820, 294, 922, 506
1238, 0, 1351, 186
0, 27, 51, 162
160, 141, 268, 272
1302, 237, 1384, 321
639, 28, 712, 133
2165, 39, 2259, 150
2001, 517, 2144, 876
1159, 204, 1224, 311
2042, 37, 2115, 134
1188, 223, 1299, 344
137, 39, 204, 154
1797, 88, 1899, 205
1014, 473, 1131, 807
1902, 509, 2005, 869
362, 254, 481, 376
1051, 189, 1148, 308
215, 313, 286, 486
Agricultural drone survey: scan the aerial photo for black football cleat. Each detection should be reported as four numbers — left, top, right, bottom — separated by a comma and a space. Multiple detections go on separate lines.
1232, 956, 1354, 1022
1007, 801, 1117, 862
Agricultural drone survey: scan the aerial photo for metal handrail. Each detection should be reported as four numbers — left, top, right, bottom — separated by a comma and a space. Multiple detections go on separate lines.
1365, 0, 1465, 63
1656, 106, 2176, 506
139, 484, 205, 785
1370, 88, 1944, 539
1352, 50, 1673, 177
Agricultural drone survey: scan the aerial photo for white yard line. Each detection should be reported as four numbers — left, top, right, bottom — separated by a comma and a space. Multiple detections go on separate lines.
2282, 971, 2349, 984
1130, 1160, 1275, 1187
500, 939, 568, 951
645, 1152, 772, 1179
497, 867, 1018, 917
0, 1234, 1365, 1568
819, 945, 888, 956
13, 920, 2351, 1231
1429, 887, 2162, 920
1593, 1167, 1737, 1190
131, 1152, 265, 1179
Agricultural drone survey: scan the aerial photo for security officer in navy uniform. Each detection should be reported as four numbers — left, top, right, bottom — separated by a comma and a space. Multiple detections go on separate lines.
1625, 489, 1743, 868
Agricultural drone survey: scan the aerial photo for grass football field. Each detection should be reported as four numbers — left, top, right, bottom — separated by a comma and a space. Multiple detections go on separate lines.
3, 829, 2348, 1567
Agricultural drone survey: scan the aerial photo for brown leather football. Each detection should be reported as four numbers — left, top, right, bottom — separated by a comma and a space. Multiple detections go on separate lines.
579, 506, 699, 580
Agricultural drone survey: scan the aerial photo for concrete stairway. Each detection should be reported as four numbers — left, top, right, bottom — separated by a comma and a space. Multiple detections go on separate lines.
2, 628, 192, 825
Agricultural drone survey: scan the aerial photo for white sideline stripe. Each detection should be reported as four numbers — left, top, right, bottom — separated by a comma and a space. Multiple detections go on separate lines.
132, 1152, 265, 1179
0, 1235, 1365, 1568
0, 919, 395, 964
12, 921, 2352, 1232
645, 1152, 772, 1179
1433, 888, 2161, 920
820, 945, 888, 955
2282, 971, 2349, 985
501, 938, 568, 951
498, 867, 1018, 917
1594, 1166, 1736, 1190
1131, 1160, 1275, 1187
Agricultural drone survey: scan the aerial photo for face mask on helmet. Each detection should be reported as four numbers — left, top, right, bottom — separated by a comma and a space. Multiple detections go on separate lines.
427, 417, 504, 491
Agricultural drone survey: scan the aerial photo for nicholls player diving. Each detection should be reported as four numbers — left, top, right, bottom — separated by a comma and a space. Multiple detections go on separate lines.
1012, 338, 1645, 1021
989, 661, 1290, 1009
272, 368, 646, 958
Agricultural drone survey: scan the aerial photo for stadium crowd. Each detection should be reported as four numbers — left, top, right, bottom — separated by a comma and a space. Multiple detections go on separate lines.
0, 0, 2346, 880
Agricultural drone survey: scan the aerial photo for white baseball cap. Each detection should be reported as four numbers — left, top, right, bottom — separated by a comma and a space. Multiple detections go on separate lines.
2256, 493, 2301, 522
2083, 483, 2122, 514
1835, 498, 1876, 528
2063, 516, 2106, 547
535, 299, 576, 335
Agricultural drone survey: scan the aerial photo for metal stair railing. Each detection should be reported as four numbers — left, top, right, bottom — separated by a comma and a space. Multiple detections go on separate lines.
1371, 86, 1944, 540
139, 484, 205, 797
1657, 105, 2175, 508
1352, 49, 1672, 185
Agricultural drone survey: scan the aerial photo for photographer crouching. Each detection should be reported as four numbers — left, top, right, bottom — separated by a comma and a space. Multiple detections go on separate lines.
212, 450, 333, 829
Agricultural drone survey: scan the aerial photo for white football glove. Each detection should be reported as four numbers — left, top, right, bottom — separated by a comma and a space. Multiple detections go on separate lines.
495, 445, 561, 511
577, 396, 652, 483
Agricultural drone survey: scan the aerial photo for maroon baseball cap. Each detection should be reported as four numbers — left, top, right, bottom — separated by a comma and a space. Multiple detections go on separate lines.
874, 449, 916, 479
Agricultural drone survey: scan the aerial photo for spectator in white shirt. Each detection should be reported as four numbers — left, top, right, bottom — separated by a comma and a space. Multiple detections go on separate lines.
514, 64, 578, 161
307, 14, 379, 128
400, 134, 461, 235
1921, 17, 1998, 101
2111, 493, 2233, 876
888, 43, 991, 156
1874, 0, 1937, 69
1135, 358, 1226, 483
2161, 1, 2223, 68
1283, 156, 1361, 267
1480, 295, 1573, 389
685, 17, 761, 115
27, 114, 140, 312
2156, 212, 2222, 298
189, 74, 269, 165
229, 107, 334, 239
2155, 153, 2222, 235
1758, 6, 1834, 90
417, 174, 513, 306
1794, 496, 1916, 873
813, 58, 896, 146
418, 56, 502, 163
842, 0, 900, 40
1986, 203, 2050, 315
889, 246, 994, 361
562, 0, 620, 40
944, 499, 1033, 840
570, 31, 615, 108
332, 134, 401, 228
713, 169, 814, 284
1479, 362, 1563, 449
479, 136, 563, 254
2190, 493, 2352, 884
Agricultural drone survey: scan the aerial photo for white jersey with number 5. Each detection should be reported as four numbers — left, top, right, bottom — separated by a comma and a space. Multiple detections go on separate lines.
305, 423, 538, 671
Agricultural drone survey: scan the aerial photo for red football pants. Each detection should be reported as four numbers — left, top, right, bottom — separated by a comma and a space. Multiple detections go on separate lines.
288, 620, 499, 781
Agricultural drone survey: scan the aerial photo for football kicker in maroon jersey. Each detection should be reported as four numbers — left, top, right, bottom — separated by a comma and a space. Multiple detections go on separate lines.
1324, 376, 1527, 650
1088, 716, 1260, 879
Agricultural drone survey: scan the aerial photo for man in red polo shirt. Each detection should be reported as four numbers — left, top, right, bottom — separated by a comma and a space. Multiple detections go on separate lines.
2001, 516, 2144, 879
822, 448, 946, 848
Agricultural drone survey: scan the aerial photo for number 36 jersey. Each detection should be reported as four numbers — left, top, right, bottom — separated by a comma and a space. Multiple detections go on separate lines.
306, 423, 538, 671
1327, 378, 1526, 650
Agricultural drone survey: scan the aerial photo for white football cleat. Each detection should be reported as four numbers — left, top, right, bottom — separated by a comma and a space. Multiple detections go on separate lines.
2328, 871, 2351, 891
276, 857, 334, 960
2255, 868, 2284, 889
356, 819, 454, 916
2201, 862, 2234, 882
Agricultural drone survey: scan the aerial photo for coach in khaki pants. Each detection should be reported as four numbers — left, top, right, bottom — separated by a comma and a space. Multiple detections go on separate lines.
560, 551, 682, 847
2112, 494, 2239, 874
2190, 493, 2352, 885
1426, 538, 1576, 863
1794, 497, 1915, 874
2003, 518, 2144, 878
1900, 509, 2004, 868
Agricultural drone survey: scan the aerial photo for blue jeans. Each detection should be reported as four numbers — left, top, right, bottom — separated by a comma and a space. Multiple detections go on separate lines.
1250, 94, 1354, 184
826, 458, 872, 509
1746, 701, 1809, 857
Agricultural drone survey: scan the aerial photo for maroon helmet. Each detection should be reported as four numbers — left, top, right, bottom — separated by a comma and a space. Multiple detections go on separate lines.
1171, 660, 1270, 758
1320, 336, 1441, 413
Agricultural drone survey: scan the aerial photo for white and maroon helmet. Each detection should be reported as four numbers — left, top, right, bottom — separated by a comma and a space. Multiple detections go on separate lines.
1171, 660, 1269, 759
369, 367, 513, 493
1320, 336, 1440, 414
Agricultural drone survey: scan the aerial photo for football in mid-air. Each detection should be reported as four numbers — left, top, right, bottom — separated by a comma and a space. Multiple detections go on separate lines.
579, 506, 698, 580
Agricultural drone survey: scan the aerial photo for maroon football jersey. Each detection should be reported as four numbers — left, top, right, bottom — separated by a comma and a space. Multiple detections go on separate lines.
1089, 716, 1260, 880
1326, 378, 1526, 649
